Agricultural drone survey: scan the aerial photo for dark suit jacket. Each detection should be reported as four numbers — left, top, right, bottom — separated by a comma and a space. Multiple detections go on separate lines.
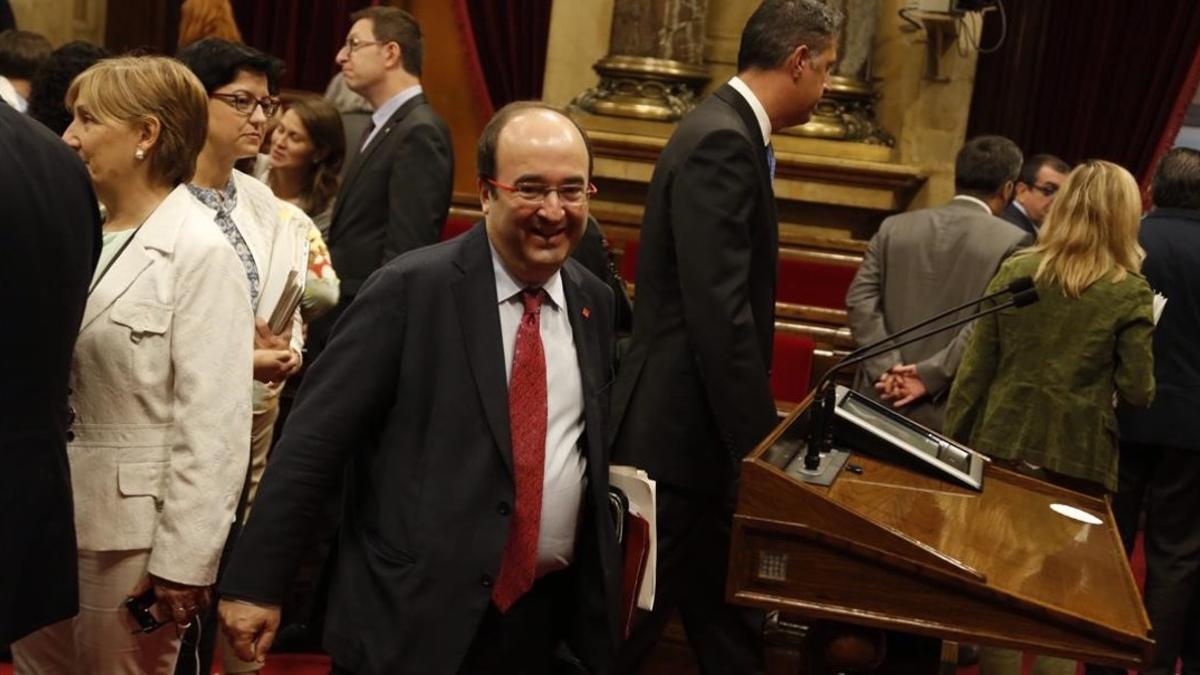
0, 102, 100, 644
1000, 200, 1038, 238
1118, 207, 1200, 450
326, 93, 453, 298
610, 84, 779, 495
220, 225, 620, 675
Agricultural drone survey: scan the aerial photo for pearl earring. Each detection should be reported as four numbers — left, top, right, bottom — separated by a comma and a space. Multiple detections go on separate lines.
135, 148, 145, 160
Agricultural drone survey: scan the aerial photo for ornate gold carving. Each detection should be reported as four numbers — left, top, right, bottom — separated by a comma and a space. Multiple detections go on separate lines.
782, 76, 894, 146
571, 55, 710, 122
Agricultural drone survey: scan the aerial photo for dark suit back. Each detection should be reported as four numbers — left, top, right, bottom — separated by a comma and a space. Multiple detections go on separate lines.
0, 103, 100, 644
221, 226, 619, 674
1118, 208, 1200, 450
326, 93, 453, 298
610, 85, 779, 494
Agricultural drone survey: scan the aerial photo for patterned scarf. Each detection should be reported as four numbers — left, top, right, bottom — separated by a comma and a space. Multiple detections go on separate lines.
187, 180, 260, 309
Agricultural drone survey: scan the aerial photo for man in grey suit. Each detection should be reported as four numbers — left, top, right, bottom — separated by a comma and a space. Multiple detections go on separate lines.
846, 135, 1032, 431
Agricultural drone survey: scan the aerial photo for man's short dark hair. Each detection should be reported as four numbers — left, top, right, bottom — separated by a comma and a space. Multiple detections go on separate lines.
0, 29, 52, 79
28, 40, 111, 136
477, 101, 594, 187
1018, 153, 1070, 186
954, 135, 1023, 198
176, 38, 283, 95
351, 6, 423, 78
737, 0, 842, 72
1151, 147, 1200, 210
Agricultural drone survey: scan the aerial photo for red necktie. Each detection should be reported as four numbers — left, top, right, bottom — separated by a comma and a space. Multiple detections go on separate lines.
492, 289, 548, 612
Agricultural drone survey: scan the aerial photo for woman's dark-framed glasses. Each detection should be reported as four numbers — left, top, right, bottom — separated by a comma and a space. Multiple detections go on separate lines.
211, 92, 281, 117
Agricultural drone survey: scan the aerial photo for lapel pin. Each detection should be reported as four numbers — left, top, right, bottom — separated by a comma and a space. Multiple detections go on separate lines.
582, 307, 591, 319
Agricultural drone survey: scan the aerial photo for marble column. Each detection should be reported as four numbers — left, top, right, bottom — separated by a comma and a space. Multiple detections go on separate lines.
571, 0, 711, 122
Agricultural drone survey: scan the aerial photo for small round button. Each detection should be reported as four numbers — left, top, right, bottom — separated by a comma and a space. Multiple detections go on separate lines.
65, 430, 75, 443
479, 574, 493, 588
497, 502, 511, 516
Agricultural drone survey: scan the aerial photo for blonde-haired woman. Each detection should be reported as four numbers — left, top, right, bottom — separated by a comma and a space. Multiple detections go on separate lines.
11, 56, 252, 674
944, 159, 1155, 675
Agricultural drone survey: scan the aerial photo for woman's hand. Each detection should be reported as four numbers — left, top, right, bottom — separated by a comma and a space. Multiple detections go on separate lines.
252, 318, 300, 383
129, 575, 212, 628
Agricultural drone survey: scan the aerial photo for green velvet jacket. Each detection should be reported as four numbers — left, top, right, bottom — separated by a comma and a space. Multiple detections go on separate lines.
944, 253, 1155, 492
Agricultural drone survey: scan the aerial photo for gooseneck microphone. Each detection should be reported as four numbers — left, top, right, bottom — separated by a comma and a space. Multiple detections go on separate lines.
802, 279, 1039, 473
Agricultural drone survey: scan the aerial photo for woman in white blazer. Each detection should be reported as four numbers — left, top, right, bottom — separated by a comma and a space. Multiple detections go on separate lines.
11, 57, 253, 675
176, 39, 313, 675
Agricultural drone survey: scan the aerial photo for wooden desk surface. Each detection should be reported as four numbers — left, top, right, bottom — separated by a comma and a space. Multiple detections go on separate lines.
821, 456, 1145, 638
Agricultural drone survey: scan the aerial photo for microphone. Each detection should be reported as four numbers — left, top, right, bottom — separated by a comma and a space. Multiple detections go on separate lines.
802, 282, 1040, 473
837, 276, 1034, 366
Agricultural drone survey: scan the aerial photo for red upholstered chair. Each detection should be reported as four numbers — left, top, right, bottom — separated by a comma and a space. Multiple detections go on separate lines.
618, 239, 640, 282
777, 256, 859, 310
440, 215, 475, 241
770, 331, 816, 407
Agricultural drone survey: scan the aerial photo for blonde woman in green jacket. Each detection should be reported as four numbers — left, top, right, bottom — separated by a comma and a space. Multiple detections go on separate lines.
944, 159, 1155, 675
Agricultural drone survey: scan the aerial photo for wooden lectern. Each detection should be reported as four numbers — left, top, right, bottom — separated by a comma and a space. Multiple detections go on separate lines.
729, 390, 1153, 673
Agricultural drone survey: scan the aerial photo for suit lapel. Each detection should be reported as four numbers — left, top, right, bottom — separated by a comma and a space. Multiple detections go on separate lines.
451, 224, 514, 475
79, 187, 185, 333
716, 84, 780, 357
330, 94, 427, 233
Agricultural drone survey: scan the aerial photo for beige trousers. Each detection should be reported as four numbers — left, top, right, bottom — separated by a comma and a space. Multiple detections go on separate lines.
12, 549, 184, 675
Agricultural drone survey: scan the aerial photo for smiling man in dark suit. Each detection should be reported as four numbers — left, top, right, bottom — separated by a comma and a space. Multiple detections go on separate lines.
216, 102, 619, 675
309, 6, 454, 362
609, 1, 842, 672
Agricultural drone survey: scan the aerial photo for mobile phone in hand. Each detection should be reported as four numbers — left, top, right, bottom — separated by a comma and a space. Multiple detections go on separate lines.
125, 587, 166, 634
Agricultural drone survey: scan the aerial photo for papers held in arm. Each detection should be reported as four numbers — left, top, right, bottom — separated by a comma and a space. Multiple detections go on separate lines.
268, 269, 304, 334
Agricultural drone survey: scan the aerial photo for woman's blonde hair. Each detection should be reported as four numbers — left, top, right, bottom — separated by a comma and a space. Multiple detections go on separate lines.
1031, 159, 1144, 298
66, 56, 209, 186
178, 0, 243, 50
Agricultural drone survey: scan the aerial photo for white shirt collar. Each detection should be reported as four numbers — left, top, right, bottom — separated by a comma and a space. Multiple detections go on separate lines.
371, 83, 423, 129
0, 76, 27, 113
1012, 200, 1030, 217
489, 237, 565, 311
952, 194, 994, 214
727, 76, 772, 146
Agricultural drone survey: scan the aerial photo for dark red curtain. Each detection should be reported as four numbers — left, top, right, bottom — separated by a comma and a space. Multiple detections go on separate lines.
233, 0, 372, 93
967, 1, 1200, 182
459, 0, 554, 108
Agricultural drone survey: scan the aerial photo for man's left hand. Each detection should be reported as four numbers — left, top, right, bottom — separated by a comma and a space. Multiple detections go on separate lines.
877, 364, 927, 408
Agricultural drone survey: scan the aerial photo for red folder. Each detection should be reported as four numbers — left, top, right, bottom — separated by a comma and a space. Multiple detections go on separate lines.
619, 511, 651, 638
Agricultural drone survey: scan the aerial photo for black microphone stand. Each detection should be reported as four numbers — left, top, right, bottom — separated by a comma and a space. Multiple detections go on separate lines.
799, 286, 1039, 477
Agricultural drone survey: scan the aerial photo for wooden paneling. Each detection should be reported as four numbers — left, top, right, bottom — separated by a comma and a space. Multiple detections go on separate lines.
105, 0, 179, 54
405, 0, 490, 202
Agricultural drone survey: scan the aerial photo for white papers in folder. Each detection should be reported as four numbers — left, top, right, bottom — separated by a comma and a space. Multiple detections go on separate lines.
268, 269, 304, 334
1153, 292, 1167, 325
610, 465, 656, 611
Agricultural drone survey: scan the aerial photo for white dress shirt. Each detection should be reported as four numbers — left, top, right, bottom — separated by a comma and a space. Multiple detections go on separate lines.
952, 194, 994, 214
491, 243, 587, 577
727, 75, 773, 146
0, 76, 27, 113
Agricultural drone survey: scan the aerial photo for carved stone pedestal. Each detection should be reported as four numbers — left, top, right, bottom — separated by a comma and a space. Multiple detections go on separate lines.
783, 76, 895, 147
573, 55, 710, 122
